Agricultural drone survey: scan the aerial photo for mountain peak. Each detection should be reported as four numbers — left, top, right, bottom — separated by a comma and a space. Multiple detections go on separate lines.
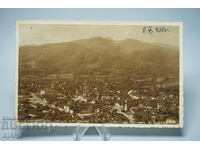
88, 36, 106, 40
86, 36, 114, 43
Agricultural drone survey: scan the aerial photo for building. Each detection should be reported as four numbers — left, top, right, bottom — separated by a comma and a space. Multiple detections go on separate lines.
46, 73, 74, 80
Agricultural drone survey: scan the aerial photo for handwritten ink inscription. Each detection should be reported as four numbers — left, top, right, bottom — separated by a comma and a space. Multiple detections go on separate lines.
142, 26, 169, 34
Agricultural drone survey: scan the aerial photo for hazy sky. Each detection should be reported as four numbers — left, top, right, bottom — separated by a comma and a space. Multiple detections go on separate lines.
19, 24, 180, 47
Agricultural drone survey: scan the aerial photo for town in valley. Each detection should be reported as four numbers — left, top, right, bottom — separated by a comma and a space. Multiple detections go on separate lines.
18, 36, 180, 125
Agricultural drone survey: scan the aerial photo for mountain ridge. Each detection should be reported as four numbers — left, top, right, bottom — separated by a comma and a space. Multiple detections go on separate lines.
19, 37, 179, 77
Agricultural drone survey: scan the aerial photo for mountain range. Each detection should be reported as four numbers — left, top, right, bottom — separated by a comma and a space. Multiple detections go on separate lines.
19, 37, 179, 77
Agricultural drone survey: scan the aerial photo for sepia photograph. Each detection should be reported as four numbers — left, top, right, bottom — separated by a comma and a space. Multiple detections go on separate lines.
16, 21, 183, 127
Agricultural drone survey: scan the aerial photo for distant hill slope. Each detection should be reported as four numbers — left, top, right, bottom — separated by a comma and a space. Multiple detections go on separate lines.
19, 37, 179, 76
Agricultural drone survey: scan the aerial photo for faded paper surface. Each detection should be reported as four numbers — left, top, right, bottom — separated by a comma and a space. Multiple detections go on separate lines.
16, 21, 183, 128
